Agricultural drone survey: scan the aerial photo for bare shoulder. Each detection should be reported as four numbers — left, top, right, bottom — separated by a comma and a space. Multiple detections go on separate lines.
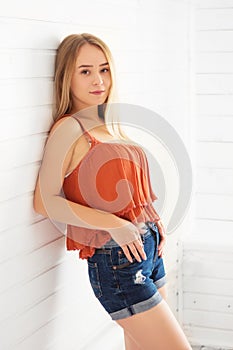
49, 116, 83, 139
45, 116, 88, 177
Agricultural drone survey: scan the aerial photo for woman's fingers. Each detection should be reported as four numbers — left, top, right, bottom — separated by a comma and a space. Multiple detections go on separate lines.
121, 220, 168, 262
158, 235, 166, 257
127, 242, 142, 262
121, 245, 133, 263
157, 219, 166, 235
121, 239, 147, 263
157, 220, 167, 257
133, 239, 147, 261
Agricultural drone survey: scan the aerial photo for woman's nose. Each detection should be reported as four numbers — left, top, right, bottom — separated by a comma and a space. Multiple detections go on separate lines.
92, 73, 103, 85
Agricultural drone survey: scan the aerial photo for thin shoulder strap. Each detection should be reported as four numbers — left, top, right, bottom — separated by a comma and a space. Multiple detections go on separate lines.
71, 115, 95, 144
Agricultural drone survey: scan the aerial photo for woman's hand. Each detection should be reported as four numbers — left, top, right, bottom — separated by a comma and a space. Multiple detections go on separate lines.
108, 219, 147, 263
121, 237, 147, 263
157, 219, 167, 257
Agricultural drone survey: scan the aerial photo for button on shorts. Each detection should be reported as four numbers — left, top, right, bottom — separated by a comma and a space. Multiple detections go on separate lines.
87, 222, 166, 320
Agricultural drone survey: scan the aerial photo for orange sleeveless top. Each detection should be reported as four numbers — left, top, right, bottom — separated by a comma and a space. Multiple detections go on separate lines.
62, 116, 160, 259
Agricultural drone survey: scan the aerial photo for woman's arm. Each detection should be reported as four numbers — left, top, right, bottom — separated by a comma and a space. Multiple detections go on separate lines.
34, 117, 122, 229
33, 116, 146, 261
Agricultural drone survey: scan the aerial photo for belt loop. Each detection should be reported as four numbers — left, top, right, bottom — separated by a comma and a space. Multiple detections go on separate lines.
141, 233, 145, 244
140, 222, 150, 244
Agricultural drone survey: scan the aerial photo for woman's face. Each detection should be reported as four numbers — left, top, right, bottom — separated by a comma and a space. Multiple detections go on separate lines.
70, 43, 111, 112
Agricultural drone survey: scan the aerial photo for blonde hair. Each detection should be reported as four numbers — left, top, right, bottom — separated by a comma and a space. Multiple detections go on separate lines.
53, 33, 126, 138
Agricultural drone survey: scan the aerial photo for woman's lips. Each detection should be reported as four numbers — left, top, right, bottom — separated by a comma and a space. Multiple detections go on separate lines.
90, 90, 105, 95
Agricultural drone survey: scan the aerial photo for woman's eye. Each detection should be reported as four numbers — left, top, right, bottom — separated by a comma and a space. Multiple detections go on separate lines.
101, 68, 109, 73
81, 70, 90, 75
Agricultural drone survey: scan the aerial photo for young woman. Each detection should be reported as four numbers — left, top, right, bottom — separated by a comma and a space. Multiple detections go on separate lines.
34, 33, 192, 350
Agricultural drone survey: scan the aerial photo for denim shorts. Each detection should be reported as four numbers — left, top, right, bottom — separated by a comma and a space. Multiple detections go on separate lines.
87, 222, 166, 320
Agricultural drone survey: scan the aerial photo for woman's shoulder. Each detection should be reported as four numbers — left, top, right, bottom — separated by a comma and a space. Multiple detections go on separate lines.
49, 115, 82, 137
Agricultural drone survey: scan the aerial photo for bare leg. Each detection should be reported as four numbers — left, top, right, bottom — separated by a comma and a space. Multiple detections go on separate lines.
123, 285, 171, 350
124, 330, 142, 350
117, 299, 192, 350
158, 285, 167, 301
124, 285, 168, 350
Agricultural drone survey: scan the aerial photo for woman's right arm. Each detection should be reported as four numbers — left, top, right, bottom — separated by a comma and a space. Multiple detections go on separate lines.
33, 117, 146, 262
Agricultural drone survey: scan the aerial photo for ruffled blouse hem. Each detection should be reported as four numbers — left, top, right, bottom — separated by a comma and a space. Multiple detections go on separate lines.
66, 202, 160, 260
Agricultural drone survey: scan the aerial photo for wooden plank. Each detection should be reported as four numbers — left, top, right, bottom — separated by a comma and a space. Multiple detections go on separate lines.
8, 310, 81, 350
0, 236, 65, 293
183, 325, 233, 349
116, 49, 188, 74
0, 1, 138, 28
183, 252, 233, 279
191, 218, 233, 237
0, 255, 89, 325
183, 236, 233, 255
0, 79, 53, 109
196, 167, 233, 194
12, 307, 110, 350
196, 0, 233, 8
196, 31, 233, 52
1, 286, 108, 350
0, 50, 55, 79
197, 9, 233, 30
195, 193, 233, 221
196, 74, 233, 94
0, 18, 140, 52
183, 238, 233, 254
0, 287, 104, 350
196, 141, 233, 168
0, 260, 69, 322
72, 322, 124, 350
196, 53, 233, 73
183, 218, 233, 254
197, 95, 233, 115
0, 18, 61, 50
183, 276, 233, 296
0, 15, 189, 53
0, 220, 63, 263
0, 134, 46, 170
117, 72, 145, 94
183, 292, 233, 314
196, 116, 233, 142
183, 246, 233, 263
0, 106, 53, 141
0, 194, 39, 232
183, 309, 233, 331
0, 163, 40, 202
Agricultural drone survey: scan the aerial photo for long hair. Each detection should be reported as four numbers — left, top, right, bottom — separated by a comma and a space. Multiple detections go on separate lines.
53, 33, 126, 138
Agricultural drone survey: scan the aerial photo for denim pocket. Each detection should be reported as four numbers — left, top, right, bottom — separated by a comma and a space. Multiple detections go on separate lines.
87, 261, 102, 298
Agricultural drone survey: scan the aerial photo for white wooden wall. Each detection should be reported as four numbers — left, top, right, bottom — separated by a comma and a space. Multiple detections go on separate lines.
182, 1, 233, 349
0, 1, 191, 349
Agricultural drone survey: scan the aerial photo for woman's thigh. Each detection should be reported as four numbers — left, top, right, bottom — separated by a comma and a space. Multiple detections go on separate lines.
117, 300, 192, 350
123, 285, 168, 350
124, 330, 141, 350
158, 285, 167, 300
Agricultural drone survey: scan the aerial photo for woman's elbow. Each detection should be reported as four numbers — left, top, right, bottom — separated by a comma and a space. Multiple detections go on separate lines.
33, 195, 44, 216
33, 188, 48, 217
